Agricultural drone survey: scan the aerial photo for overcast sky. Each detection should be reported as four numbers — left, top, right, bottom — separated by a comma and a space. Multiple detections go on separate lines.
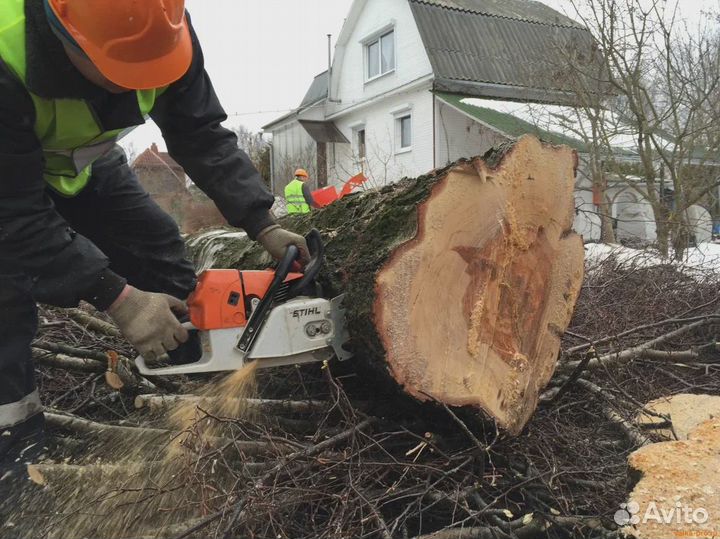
122, 0, 718, 156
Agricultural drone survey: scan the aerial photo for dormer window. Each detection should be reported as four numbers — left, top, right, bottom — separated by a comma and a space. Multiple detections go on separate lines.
366, 29, 395, 81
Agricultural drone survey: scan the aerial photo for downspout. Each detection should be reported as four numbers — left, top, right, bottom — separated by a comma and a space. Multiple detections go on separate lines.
432, 91, 436, 170
327, 34, 333, 103
327, 34, 341, 104
269, 142, 275, 195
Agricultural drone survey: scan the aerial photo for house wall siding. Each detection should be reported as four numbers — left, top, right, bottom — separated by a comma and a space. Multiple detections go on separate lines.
435, 100, 509, 167
270, 121, 318, 195
331, 0, 433, 114
572, 181, 602, 241
329, 86, 435, 188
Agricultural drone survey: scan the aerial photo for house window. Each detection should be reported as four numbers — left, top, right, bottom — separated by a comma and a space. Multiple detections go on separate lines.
366, 30, 395, 80
357, 129, 366, 159
397, 114, 412, 151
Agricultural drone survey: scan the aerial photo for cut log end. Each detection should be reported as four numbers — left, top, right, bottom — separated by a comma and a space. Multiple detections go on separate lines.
374, 136, 584, 434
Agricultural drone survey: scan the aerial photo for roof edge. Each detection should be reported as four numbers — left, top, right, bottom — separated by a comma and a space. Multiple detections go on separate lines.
262, 110, 299, 131
434, 78, 580, 106
408, 0, 585, 30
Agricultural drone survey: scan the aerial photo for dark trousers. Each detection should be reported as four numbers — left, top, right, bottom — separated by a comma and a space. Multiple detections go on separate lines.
0, 147, 196, 427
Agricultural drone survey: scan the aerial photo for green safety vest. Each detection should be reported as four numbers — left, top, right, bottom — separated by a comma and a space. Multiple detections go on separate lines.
285, 178, 310, 214
0, 0, 166, 196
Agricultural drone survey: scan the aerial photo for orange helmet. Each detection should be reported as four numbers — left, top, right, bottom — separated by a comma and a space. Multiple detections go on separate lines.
46, 0, 193, 90
294, 169, 309, 179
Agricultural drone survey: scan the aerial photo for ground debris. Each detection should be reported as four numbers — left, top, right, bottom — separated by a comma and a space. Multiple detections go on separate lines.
3, 251, 720, 539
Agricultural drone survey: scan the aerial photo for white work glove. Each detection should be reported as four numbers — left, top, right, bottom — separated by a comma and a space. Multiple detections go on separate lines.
257, 225, 310, 265
107, 286, 189, 359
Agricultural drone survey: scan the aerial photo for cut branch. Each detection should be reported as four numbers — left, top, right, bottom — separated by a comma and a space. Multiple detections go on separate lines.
560, 318, 714, 371
67, 308, 122, 338
564, 314, 720, 355
576, 379, 651, 447
134, 394, 329, 414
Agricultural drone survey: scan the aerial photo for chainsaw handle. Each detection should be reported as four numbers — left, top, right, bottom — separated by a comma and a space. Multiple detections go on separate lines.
276, 244, 300, 282
289, 229, 324, 296
135, 322, 198, 375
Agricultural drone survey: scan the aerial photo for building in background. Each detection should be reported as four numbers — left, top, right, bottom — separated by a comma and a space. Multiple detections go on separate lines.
263, 0, 599, 189
132, 143, 226, 234
263, 0, 601, 223
264, 0, 717, 245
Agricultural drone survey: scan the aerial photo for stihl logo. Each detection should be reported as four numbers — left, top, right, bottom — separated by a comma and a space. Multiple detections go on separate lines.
293, 307, 321, 319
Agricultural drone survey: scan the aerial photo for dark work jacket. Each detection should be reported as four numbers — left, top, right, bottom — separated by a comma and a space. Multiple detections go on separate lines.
0, 5, 275, 310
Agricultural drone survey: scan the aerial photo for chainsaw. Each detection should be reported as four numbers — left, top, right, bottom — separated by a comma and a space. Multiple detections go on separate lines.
135, 230, 353, 376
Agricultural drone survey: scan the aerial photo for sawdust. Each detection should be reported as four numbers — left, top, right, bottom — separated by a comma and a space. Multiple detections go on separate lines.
636, 394, 720, 440
625, 417, 720, 539
167, 362, 259, 459
21, 363, 260, 539
504, 204, 533, 252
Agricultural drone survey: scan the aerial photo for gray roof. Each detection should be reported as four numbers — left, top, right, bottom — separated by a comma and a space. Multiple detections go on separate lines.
262, 71, 329, 130
410, 0, 606, 103
413, 0, 584, 27
299, 71, 329, 108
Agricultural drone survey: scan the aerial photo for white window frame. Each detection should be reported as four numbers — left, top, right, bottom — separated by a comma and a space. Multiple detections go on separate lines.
361, 24, 396, 83
356, 128, 367, 159
350, 122, 367, 162
392, 106, 413, 154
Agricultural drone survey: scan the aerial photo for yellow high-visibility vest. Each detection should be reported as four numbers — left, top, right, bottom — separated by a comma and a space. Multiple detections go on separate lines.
285, 178, 310, 214
0, 0, 167, 196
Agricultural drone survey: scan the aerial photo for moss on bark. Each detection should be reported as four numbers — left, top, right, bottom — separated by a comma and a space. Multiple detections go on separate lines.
187, 159, 465, 387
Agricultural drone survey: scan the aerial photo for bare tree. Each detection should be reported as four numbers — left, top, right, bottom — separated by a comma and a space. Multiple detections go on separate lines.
527, 0, 720, 256
275, 142, 318, 192
233, 125, 272, 186
331, 129, 410, 190
581, 0, 719, 257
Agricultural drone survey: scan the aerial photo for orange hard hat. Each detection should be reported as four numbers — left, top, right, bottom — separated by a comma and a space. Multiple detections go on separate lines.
47, 0, 193, 90
294, 169, 309, 178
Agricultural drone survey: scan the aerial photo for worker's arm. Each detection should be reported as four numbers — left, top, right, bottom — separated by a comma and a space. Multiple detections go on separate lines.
0, 65, 126, 310
150, 16, 276, 240
302, 182, 321, 209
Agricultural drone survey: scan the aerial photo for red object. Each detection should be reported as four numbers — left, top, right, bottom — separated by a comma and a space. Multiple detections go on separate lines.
312, 186, 340, 207
340, 173, 368, 197
310, 174, 369, 209
188, 269, 303, 330
592, 185, 603, 206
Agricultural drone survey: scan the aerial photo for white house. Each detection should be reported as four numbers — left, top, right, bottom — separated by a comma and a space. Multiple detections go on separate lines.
264, 0, 594, 185
263, 0, 713, 244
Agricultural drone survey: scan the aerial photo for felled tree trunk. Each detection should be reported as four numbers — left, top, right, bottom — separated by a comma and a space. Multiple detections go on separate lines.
188, 136, 584, 434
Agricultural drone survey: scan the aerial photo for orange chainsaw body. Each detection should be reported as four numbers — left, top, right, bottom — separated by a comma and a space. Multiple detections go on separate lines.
188, 269, 303, 331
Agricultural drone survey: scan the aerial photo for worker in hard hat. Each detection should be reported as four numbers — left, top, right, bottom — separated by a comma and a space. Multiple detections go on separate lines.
0, 0, 310, 473
285, 169, 320, 214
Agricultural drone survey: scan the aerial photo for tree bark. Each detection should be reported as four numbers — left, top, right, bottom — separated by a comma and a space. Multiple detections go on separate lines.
188, 136, 584, 434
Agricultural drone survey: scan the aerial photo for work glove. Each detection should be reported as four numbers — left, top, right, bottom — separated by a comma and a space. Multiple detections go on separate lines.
107, 286, 189, 360
257, 225, 310, 265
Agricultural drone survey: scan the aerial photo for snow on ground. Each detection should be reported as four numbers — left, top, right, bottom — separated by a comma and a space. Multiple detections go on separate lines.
585, 242, 720, 275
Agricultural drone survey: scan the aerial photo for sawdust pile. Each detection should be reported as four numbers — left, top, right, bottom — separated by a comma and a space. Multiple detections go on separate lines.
626, 416, 720, 539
